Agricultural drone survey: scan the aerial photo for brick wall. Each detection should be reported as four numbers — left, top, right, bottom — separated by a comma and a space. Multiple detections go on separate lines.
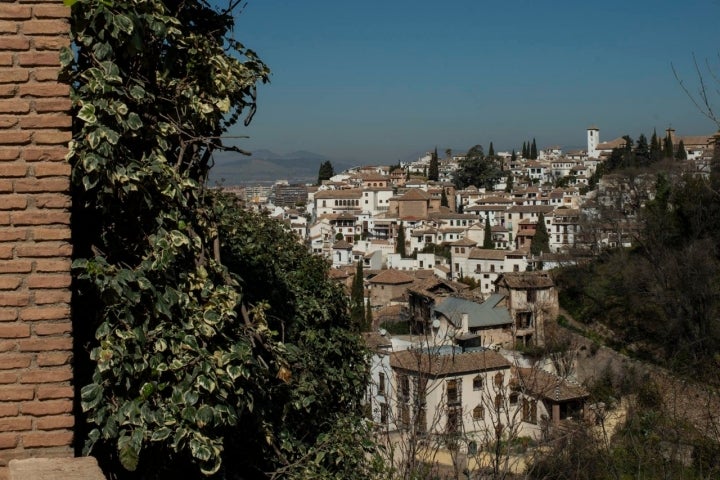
0, 0, 73, 475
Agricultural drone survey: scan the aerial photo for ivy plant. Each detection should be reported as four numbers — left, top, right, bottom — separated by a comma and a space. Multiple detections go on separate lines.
63, 1, 376, 478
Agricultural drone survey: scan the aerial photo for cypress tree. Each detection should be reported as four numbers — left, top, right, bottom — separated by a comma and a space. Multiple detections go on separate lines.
676, 139, 687, 160
505, 173, 514, 193
440, 188, 449, 208
511, 149, 516, 162
483, 215, 493, 249
396, 221, 406, 257
488, 142, 495, 157
350, 260, 365, 329
317, 160, 334, 185
531, 212, 550, 255
650, 129, 661, 162
522, 142, 527, 159
663, 134, 674, 159
428, 148, 439, 181
530, 138, 538, 160
364, 298, 373, 332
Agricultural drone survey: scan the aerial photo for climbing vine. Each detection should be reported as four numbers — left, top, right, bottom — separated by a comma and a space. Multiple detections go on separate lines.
63, 1, 374, 478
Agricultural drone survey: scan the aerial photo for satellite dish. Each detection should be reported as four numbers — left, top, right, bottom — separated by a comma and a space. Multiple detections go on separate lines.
432, 319, 441, 329
379, 329, 387, 336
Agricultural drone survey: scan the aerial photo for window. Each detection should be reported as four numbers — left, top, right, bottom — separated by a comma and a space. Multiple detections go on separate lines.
494, 372, 504, 387
380, 403, 388, 424
472, 404, 484, 420
399, 403, 410, 428
447, 407, 461, 434
509, 392, 519, 406
490, 264, 495, 273
447, 379, 460, 405
378, 372, 385, 396
473, 375, 483, 390
526, 289, 536, 302
399, 374, 410, 400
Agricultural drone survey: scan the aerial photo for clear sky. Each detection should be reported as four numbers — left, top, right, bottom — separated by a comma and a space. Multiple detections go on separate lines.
218, 0, 720, 163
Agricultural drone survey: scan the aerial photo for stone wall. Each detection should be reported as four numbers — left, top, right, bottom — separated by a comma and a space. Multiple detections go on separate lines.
0, 1, 73, 476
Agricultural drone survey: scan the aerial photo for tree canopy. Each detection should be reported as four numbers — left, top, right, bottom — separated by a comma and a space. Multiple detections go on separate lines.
64, 1, 374, 478
317, 160, 334, 184
453, 145, 503, 190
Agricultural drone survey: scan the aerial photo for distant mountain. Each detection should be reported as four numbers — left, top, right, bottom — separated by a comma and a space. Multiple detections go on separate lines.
209, 149, 356, 185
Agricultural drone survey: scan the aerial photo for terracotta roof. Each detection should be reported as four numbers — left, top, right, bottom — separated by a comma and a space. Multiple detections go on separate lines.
468, 248, 506, 260
328, 269, 349, 279
450, 237, 478, 247
391, 349, 510, 376
369, 269, 414, 285
507, 205, 555, 214
362, 332, 392, 351
399, 188, 430, 201
495, 272, 554, 289
515, 367, 589, 402
332, 240, 353, 249
315, 189, 363, 199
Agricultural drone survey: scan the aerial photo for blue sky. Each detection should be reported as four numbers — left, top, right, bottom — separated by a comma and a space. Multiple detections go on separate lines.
218, 0, 720, 163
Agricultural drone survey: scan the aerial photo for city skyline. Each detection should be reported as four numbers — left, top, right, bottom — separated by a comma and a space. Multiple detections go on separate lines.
218, 0, 720, 163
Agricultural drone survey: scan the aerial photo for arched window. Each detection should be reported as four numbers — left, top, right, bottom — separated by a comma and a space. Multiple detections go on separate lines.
473, 375, 483, 391
472, 404, 484, 420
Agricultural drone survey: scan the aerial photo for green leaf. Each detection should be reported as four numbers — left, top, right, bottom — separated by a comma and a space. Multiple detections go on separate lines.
150, 427, 172, 442
80, 383, 103, 412
113, 14, 134, 34
118, 434, 140, 471
77, 103, 97, 124
127, 112, 142, 130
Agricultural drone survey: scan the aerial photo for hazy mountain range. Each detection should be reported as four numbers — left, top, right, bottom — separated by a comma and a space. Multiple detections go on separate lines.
208, 149, 359, 186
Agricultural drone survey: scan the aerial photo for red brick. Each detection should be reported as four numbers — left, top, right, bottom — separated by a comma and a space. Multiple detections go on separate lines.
32, 5, 70, 19
27, 274, 70, 289
33, 290, 71, 305
0, 341, 17, 353
0, 116, 18, 128
0, 6, 32, 20
0, 69, 28, 84
17, 337, 71, 352
33, 98, 70, 112
0, 405, 18, 418
0, 261, 31, 274
20, 368, 72, 384
19, 115, 71, 129
22, 431, 72, 447
0, 164, 28, 178
33, 196, 71, 210
32, 162, 70, 178
0, 100, 30, 114
11, 210, 69, 225
0, 277, 22, 290
0, 211, 10, 224
36, 415, 73, 430
18, 306, 69, 322
0, 53, 13, 67
0, 373, 18, 384
0, 37, 30, 51
33, 259, 71, 272
35, 386, 72, 401
0, 195, 27, 209
0, 229, 26, 242
0, 311, 17, 322
21, 20, 68, 35
0, 324, 30, 338
21, 146, 66, 161
0, 294, 29, 308
0, 417, 31, 432
33, 322, 71, 336
15, 242, 71, 257
0, 245, 13, 259
0, 131, 31, 145
17, 52, 61, 68
0, 433, 18, 449
20, 400, 72, 416
36, 352, 70, 367
0, 85, 18, 97
0, 148, 21, 161
32, 37, 70, 50
31, 131, 71, 145
17, 82, 68, 97
0, 387, 34, 402
0, 21, 19, 34
0, 354, 30, 370
32, 68, 60, 82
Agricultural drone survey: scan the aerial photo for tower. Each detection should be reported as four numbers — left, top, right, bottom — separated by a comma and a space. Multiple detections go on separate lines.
587, 125, 599, 158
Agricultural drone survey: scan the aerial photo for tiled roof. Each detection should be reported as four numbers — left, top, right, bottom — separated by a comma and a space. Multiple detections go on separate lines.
399, 188, 430, 201
315, 189, 363, 199
496, 272, 554, 289
391, 349, 510, 376
450, 237, 478, 247
468, 248, 507, 260
332, 240, 353, 249
514, 367, 589, 402
369, 269, 414, 285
